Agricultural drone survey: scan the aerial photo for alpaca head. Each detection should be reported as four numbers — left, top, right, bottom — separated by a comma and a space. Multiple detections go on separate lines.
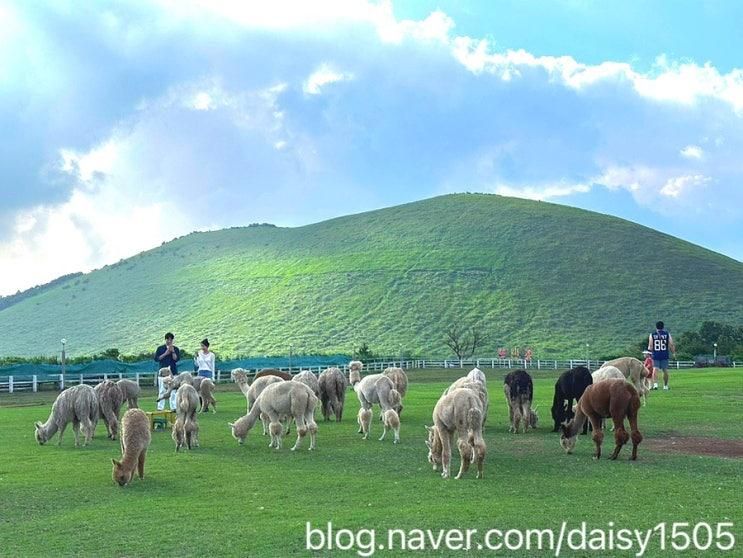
111, 458, 133, 486
228, 421, 246, 444
559, 424, 577, 454
528, 407, 539, 429
424, 425, 442, 469
349, 368, 361, 385
34, 422, 48, 445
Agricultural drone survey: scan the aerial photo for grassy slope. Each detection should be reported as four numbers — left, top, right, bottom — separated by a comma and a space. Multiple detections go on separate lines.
0, 193, 741, 358
0, 368, 741, 557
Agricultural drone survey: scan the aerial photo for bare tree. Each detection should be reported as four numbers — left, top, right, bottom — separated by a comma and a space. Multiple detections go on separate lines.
445, 323, 487, 360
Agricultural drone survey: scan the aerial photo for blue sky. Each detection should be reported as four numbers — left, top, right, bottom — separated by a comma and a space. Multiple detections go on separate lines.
0, 0, 741, 295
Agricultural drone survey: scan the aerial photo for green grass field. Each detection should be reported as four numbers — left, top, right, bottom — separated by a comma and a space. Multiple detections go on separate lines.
1, 368, 741, 557
1, 194, 742, 359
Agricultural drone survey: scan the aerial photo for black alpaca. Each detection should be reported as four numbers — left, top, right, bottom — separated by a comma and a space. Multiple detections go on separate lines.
551, 366, 592, 433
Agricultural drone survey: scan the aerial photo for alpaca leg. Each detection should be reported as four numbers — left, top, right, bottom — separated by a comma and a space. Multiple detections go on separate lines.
137, 449, 146, 479
475, 443, 485, 479
628, 414, 642, 460
440, 431, 452, 479
261, 413, 269, 435
455, 439, 472, 480
308, 420, 318, 450
268, 421, 282, 448
610, 423, 630, 460
291, 418, 307, 451
83, 418, 94, 446
589, 417, 604, 459
69, 421, 77, 447
379, 424, 387, 441
393, 424, 400, 444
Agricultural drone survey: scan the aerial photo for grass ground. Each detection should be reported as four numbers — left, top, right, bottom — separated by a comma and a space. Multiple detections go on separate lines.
0, 367, 741, 557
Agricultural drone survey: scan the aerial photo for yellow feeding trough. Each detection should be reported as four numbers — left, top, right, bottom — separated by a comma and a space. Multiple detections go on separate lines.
145, 410, 177, 431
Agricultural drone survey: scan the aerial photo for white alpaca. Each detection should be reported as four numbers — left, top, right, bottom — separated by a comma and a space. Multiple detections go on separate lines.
229, 381, 318, 451
426, 388, 486, 480
34, 384, 99, 447
353, 374, 402, 439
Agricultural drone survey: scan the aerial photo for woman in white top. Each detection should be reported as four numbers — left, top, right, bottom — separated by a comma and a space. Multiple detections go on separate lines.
194, 338, 216, 379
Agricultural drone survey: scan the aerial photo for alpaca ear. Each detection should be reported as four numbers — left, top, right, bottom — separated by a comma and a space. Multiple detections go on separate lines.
111, 459, 121, 467
34, 421, 42, 429
227, 422, 235, 428
424, 425, 432, 433
424, 440, 432, 449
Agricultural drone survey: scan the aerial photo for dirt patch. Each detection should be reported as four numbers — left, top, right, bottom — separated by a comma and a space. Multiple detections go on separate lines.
645, 435, 743, 458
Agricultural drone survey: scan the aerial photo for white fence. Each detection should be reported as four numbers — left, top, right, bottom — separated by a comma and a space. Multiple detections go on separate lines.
0, 358, 737, 393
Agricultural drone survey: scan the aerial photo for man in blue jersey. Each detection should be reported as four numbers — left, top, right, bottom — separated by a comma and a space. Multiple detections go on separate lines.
648, 321, 676, 391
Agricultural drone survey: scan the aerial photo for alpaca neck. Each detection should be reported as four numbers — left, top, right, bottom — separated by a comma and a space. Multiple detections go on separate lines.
237, 380, 250, 397
565, 408, 588, 437
119, 452, 138, 474
41, 417, 59, 438
242, 403, 262, 432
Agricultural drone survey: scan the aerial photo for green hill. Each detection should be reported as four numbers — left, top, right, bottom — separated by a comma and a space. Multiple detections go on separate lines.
1, 193, 741, 359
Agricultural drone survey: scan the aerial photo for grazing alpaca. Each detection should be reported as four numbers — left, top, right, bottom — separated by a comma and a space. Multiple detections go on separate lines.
254, 368, 293, 381
600, 357, 650, 405
246, 375, 284, 434
34, 384, 99, 447
34, 384, 98, 447
353, 374, 402, 439
112, 409, 151, 486
426, 388, 486, 479
293, 370, 320, 397
94, 380, 124, 440
116, 379, 141, 409
443, 377, 489, 424
172, 384, 200, 452
228, 381, 318, 451
197, 378, 217, 413
348, 360, 364, 385
503, 370, 538, 433
551, 366, 592, 433
318, 367, 348, 421
560, 379, 642, 460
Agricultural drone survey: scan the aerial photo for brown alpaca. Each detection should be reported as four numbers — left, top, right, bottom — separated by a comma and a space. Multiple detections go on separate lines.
560, 379, 642, 460
112, 409, 151, 486
254, 368, 293, 381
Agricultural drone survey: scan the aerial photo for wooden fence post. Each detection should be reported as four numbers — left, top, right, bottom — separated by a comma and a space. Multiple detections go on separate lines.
33, 375, 38, 392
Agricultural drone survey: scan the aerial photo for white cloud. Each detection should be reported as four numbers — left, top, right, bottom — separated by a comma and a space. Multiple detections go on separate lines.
680, 145, 704, 159
303, 64, 354, 95
659, 174, 711, 198
493, 181, 591, 201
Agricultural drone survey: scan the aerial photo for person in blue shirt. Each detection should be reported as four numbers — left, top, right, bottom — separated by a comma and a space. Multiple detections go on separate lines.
647, 321, 676, 391
154, 332, 180, 410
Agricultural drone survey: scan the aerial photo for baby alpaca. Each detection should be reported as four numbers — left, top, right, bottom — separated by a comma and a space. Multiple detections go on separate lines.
112, 409, 151, 486
357, 408, 372, 440
380, 409, 400, 443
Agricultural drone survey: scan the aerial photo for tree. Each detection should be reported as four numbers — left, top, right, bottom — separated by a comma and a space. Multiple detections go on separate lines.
444, 323, 487, 360
355, 342, 374, 361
